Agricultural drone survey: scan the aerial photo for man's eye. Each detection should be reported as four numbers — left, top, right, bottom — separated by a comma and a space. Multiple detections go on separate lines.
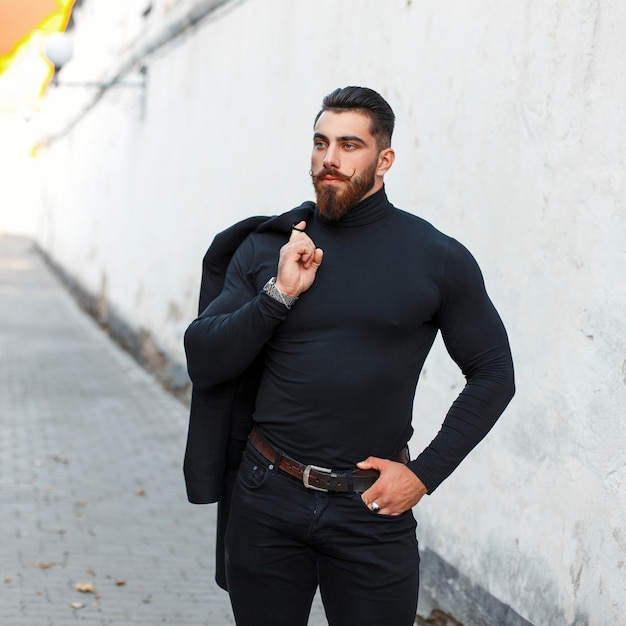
344, 143, 355, 150
314, 141, 326, 149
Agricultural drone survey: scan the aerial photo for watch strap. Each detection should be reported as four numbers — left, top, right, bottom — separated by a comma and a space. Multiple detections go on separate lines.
262, 277, 298, 309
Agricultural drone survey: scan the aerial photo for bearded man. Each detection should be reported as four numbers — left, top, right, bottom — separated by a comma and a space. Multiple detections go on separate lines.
183, 86, 515, 626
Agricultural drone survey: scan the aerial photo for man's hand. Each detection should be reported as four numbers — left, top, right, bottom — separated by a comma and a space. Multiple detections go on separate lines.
275, 221, 323, 297
358, 457, 428, 516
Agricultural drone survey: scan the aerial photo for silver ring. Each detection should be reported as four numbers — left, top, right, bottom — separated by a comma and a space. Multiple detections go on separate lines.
370, 502, 381, 513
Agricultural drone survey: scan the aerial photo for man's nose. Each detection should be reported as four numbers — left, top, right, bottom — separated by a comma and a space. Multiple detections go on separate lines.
323, 145, 340, 170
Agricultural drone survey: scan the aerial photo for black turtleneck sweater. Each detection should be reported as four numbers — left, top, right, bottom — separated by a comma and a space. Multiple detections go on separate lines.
185, 188, 514, 493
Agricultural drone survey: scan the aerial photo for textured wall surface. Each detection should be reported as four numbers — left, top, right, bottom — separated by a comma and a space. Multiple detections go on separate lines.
10, 0, 625, 623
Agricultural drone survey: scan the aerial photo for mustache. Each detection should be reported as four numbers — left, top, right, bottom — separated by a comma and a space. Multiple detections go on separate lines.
310, 167, 356, 182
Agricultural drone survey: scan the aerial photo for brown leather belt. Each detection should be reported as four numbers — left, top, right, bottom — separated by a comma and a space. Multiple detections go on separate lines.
248, 427, 409, 494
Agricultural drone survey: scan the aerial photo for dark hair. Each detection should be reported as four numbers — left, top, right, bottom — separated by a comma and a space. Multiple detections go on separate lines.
314, 86, 395, 150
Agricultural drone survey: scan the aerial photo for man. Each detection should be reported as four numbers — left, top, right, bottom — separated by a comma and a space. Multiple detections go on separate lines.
184, 86, 515, 626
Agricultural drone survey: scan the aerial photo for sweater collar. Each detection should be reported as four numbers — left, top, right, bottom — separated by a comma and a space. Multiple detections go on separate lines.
315, 186, 393, 229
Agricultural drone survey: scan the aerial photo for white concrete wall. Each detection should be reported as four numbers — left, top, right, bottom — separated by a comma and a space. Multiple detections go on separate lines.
19, 0, 626, 623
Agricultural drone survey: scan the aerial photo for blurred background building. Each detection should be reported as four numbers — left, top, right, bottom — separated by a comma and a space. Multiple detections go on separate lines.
1, 1, 624, 624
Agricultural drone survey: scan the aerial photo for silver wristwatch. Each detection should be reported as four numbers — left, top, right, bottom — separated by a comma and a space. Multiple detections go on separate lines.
262, 277, 298, 309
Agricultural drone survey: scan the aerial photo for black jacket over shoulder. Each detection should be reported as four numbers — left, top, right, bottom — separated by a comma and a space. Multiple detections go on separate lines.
183, 202, 314, 589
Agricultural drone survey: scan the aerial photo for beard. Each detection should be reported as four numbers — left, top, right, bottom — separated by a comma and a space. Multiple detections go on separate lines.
312, 159, 378, 220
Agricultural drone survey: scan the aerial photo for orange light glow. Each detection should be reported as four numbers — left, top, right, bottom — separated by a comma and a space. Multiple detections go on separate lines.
0, 0, 75, 110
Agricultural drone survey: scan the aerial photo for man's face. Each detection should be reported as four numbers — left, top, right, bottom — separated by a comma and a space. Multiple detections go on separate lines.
311, 110, 385, 220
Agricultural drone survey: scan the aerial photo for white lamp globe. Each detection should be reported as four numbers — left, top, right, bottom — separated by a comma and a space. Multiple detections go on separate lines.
44, 32, 74, 69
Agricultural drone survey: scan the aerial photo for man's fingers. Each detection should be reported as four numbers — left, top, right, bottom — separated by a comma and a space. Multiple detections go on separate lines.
285, 223, 323, 269
287, 222, 313, 251
302, 247, 324, 269
357, 456, 384, 471
313, 247, 324, 267
277, 223, 322, 294
290, 221, 307, 237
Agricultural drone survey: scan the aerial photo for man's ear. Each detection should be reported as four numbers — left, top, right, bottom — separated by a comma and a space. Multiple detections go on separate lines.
376, 148, 395, 176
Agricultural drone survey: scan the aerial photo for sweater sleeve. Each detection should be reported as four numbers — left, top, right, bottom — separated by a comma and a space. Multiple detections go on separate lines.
409, 239, 515, 493
184, 236, 288, 390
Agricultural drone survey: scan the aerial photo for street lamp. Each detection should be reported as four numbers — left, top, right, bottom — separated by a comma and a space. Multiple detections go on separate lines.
43, 32, 74, 70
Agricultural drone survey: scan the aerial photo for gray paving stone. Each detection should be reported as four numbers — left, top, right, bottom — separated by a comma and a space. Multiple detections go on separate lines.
0, 236, 233, 625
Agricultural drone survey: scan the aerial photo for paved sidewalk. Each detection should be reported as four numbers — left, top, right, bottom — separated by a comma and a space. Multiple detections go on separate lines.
0, 235, 327, 625
0, 235, 232, 624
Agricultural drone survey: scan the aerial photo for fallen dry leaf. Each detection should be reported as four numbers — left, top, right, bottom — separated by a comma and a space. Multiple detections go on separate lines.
32, 562, 56, 569
115, 579, 126, 586
69, 602, 84, 609
135, 488, 145, 496
4, 578, 12, 584
75, 582, 97, 594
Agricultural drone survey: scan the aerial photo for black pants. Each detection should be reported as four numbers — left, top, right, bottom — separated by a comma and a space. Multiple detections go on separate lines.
225, 443, 420, 626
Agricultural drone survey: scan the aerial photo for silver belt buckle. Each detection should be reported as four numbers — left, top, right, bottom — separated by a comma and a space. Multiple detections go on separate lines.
303, 464, 332, 492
